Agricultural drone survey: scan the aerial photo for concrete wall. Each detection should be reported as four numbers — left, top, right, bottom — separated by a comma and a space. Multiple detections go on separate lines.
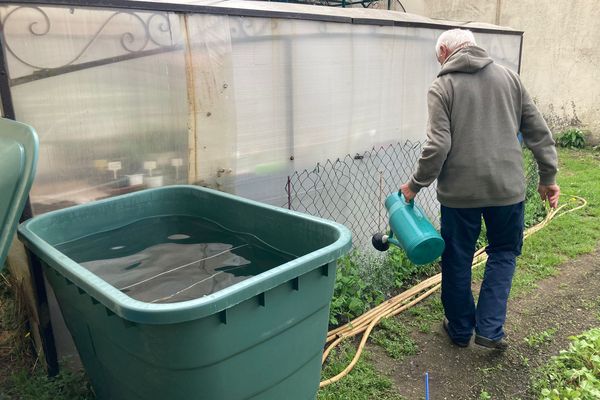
397, 0, 600, 141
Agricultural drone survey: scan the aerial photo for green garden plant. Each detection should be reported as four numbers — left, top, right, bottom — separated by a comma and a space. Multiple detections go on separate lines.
524, 328, 557, 348
329, 252, 385, 326
556, 128, 586, 149
533, 327, 600, 399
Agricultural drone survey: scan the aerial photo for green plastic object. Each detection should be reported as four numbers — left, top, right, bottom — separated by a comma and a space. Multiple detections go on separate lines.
384, 192, 444, 265
0, 118, 38, 271
18, 186, 351, 400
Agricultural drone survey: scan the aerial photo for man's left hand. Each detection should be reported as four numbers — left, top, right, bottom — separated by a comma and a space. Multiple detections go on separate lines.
400, 183, 416, 203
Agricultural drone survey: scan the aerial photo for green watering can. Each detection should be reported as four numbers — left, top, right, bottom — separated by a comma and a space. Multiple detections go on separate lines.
372, 192, 445, 265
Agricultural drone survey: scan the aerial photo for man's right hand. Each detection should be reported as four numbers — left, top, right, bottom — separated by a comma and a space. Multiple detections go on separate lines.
538, 184, 560, 209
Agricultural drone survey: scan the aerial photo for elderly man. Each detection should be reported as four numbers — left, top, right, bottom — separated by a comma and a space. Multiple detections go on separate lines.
400, 29, 559, 350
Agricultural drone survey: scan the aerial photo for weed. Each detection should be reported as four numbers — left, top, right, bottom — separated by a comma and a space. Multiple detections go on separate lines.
406, 295, 444, 333
371, 318, 418, 360
6, 368, 94, 400
524, 328, 557, 348
417, 322, 431, 334
479, 390, 492, 400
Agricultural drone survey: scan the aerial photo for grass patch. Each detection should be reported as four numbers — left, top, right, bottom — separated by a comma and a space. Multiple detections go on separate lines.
1, 271, 93, 400
318, 342, 405, 400
510, 149, 600, 297
405, 296, 445, 333
371, 318, 418, 359
5, 368, 93, 400
532, 327, 600, 399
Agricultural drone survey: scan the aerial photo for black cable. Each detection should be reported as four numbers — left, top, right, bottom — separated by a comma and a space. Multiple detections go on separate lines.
396, 0, 406, 12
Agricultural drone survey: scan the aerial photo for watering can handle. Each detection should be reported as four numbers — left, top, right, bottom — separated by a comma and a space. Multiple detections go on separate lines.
398, 191, 414, 208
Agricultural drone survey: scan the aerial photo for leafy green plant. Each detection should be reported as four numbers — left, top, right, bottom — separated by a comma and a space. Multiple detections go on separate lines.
383, 247, 419, 288
329, 252, 385, 326
556, 128, 586, 149
329, 247, 438, 327
525, 328, 557, 348
479, 390, 492, 400
533, 328, 600, 400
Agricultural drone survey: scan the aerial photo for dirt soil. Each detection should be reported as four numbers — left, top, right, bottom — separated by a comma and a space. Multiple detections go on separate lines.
369, 248, 600, 400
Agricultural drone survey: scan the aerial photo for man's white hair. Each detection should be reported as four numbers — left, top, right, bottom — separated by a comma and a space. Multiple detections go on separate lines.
435, 29, 477, 56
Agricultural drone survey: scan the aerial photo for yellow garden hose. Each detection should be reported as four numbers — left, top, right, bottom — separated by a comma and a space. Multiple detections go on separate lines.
320, 195, 587, 388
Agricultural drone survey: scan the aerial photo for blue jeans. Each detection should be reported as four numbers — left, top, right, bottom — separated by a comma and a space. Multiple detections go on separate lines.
440, 202, 524, 342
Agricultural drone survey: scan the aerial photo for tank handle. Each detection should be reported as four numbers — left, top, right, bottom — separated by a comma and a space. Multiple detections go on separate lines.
398, 191, 414, 208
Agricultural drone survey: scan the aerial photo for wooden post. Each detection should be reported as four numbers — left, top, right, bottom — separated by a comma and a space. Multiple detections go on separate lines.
182, 14, 198, 185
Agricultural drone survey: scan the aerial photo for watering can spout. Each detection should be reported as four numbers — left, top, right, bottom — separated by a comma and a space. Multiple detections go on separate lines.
372, 192, 445, 265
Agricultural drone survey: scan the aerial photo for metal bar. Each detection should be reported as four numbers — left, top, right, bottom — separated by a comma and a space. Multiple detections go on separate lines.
517, 33, 524, 74
182, 14, 198, 185
12, 32, 436, 85
284, 37, 295, 180
0, 0, 352, 23
0, 22, 32, 221
10, 45, 184, 87
0, 30, 35, 356
0, 20, 58, 377
0, 26, 15, 118
25, 249, 60, 376
0, 0, 524, 35
287, 176, 291, 210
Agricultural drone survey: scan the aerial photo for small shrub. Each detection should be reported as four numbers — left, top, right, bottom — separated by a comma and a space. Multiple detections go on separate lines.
556, 128, 586, 149
533, 328, 600, 399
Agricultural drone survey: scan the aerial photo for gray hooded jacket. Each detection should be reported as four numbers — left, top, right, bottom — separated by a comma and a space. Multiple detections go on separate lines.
408, 46, 558, 208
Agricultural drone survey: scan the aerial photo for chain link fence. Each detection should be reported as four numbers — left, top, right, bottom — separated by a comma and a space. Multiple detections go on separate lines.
284, 141, 540, 250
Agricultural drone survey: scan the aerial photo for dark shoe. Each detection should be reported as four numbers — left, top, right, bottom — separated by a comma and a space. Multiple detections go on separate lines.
474, 334, 509, 351
442, 318, 469, 348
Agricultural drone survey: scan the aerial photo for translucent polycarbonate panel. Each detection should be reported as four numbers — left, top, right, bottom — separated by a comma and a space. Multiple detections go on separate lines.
221, 17, 521, 205
0, 4, 523, 212
0, 5, 188, 214
184, 14, 238, 192
474, 31, 521, 72
1, 6, 183, 79
226, 17, 296, 204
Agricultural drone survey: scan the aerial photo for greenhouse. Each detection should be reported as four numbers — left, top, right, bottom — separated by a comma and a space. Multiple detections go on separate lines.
2, 1, 596, 399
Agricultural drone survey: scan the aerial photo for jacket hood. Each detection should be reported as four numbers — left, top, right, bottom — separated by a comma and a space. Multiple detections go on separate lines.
438, 45, 493, 77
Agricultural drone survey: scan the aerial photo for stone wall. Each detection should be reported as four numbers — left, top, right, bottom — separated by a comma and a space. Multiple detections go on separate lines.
398, 0, 600, 142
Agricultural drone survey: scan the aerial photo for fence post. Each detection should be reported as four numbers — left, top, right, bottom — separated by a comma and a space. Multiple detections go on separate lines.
287, 176, 292, 210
